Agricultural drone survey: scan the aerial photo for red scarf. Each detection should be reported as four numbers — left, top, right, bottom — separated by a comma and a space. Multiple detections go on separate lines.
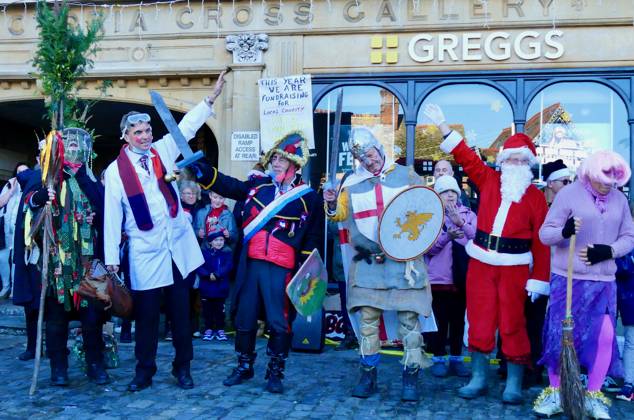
116, 145, 179, 231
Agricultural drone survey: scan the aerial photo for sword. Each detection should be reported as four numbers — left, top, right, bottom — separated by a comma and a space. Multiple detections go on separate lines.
325, 89, 344, 191
150, 90, 204, 180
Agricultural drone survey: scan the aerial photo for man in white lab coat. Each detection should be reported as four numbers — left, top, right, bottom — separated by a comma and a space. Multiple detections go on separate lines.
104, 73, 226, 392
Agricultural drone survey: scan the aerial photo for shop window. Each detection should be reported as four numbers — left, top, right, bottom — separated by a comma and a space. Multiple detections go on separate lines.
415, 84, 514, 173
312, 85, 404, 186
526, 82, 629, 174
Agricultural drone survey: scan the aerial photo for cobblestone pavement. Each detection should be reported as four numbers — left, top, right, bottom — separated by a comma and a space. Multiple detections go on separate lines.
0, 332, 632, 419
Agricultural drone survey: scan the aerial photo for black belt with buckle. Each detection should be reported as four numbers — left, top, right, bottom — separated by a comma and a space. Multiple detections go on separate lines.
474, 230, 531, 254
353, 246, 386, 264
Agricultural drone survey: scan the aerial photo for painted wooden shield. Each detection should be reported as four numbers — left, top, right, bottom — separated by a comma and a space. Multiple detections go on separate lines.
286, 249, 328, 317
378, 186, 444, 261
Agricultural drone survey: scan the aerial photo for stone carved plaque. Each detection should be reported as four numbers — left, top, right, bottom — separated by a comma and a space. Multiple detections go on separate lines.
226, 33, 269, 64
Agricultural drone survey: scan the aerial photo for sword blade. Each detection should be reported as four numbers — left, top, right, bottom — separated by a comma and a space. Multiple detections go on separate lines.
328, 89, 344, 187
150, 90, 193, 159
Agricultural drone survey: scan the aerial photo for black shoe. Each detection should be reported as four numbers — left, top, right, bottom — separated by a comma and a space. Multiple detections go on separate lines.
51, 368, 69, 387
352, 365, 377, 398
401, 366, 420, 402
335, 335, 359, 351
127, 377, 152, 392
264, 355, 286, 394
223, 353, 256, 387
18, 350, 35, 361
171, 366, 194, 389
86, 363, 111, 385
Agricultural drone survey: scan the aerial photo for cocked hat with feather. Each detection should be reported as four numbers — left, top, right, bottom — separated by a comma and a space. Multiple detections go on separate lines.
263, 131, 310, 168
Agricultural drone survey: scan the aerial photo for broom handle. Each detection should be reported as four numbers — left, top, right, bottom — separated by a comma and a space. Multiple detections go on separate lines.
565, 234, 576, 319
29, 207, 50, 396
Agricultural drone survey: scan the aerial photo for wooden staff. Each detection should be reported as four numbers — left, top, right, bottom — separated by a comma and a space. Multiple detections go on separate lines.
559, 233, 585, 419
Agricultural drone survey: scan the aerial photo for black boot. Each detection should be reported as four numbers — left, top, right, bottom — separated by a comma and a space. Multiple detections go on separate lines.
172, 363, 194, 389
87, 362, 111, 385
264, 332, 291, 394
264, 355, 286, 394
223, 329, 257, 387
20, 308, 38, 361
352, 365, 377, 398
49, 354, 69, 387
401, 366, 420, 402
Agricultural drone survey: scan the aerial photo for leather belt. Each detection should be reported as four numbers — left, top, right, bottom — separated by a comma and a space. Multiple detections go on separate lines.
474, 230, 531, 254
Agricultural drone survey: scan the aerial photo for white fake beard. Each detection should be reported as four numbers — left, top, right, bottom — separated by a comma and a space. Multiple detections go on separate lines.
500, 163, 533, 203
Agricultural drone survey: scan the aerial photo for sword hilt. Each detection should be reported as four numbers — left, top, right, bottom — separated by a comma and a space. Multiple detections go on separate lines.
164, 151, 205, 182
175, 151, 204, 170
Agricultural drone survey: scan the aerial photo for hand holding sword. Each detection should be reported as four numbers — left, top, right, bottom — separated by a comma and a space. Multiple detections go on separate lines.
322, 89, 344, 211
153, 69, 229, 182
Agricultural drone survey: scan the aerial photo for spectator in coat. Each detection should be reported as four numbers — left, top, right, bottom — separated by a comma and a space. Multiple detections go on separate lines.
197, 228, 233, 342
194, 191, 238, 250
424, 175, 476, 378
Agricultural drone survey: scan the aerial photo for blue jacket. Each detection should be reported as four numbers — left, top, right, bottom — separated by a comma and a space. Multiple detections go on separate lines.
197, 247, 233, 299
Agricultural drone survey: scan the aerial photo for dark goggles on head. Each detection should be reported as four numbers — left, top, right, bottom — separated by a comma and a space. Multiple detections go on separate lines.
120, 113, 151, 139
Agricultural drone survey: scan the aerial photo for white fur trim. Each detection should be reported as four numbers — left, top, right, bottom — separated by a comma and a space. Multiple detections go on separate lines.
439, 131, 463, 153
491, 199, 512, 236
496, 147, 538, 167
525, 279, 550, 296
465, 240, 533, 266
546, 168, 570, 182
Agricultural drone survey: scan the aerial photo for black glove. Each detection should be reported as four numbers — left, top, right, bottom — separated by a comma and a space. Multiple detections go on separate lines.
186, 160, 215, 187
586, 244, 613, 265
31, 187, 49, 207
562, 217, 576, 239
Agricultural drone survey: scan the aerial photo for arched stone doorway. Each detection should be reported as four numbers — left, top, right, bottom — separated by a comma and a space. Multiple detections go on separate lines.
0, 96, 218, 181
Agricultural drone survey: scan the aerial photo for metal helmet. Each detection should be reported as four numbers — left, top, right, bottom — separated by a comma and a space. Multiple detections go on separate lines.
61, 127, 93, 164
349, 127, 385, 161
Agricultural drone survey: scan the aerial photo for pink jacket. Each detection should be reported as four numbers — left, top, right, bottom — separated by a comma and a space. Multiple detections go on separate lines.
425, 204, 477, 285
539, 181, 634, 281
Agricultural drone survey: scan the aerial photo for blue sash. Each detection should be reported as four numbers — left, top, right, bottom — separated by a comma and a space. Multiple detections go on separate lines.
242, 184, 312, 244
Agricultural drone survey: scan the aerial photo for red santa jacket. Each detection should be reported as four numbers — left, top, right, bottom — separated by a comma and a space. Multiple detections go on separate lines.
440, 131, 551, 295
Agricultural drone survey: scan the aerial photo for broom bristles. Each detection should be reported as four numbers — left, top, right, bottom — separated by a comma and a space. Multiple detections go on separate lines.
560, 319, 585, 420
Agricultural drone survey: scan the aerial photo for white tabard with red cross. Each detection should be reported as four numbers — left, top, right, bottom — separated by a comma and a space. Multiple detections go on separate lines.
350, 183, 407, 243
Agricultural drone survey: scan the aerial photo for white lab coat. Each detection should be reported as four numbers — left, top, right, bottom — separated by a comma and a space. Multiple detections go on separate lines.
104, 101, 211, 291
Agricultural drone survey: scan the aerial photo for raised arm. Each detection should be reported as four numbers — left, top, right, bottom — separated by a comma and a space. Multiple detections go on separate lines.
160, 70, 227, 163
424, 104, 496, 190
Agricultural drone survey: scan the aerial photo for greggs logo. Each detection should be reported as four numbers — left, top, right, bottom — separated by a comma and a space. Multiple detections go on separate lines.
370, 35, 399, 64
371, 30, 564, 65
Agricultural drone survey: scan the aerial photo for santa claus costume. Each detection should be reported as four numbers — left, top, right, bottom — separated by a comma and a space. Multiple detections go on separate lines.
425, 104, 550, 404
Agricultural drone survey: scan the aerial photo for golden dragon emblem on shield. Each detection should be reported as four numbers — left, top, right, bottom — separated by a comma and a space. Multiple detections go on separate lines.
393, 211, 433, 241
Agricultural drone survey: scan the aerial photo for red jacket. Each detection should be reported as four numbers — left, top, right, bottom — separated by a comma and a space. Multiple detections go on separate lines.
440, 131, 551, 295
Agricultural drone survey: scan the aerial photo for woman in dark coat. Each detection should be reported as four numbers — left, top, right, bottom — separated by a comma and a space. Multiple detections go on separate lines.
12, 168, 43, 361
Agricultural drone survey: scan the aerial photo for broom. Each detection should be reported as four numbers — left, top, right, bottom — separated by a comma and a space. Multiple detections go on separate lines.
559, 233, 585, 419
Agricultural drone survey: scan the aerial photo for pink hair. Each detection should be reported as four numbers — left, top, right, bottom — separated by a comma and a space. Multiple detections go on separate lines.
577, 150, 631, 187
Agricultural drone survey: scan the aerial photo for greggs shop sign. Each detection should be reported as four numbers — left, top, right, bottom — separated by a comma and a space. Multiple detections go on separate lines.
408, 30, 563, 62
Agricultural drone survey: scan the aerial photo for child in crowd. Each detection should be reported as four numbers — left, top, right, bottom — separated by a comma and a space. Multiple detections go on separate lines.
197, 229, 233, 341
195, 191, 238, 249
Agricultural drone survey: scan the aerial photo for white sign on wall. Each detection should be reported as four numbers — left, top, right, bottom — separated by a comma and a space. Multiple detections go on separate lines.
231, 131, 260, 161
258, 74, 314, 152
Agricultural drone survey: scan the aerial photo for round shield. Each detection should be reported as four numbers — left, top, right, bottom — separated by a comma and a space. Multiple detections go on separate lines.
378, 186, 444, 261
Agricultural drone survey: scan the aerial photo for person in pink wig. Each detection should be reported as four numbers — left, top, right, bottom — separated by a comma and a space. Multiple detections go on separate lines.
534, 150, 634, 419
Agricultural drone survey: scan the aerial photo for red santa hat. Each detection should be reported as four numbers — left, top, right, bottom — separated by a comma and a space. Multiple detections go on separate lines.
495, 133, 538, 167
